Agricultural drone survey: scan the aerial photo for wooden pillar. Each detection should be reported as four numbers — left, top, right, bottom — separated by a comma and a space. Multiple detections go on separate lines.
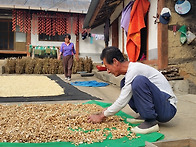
75, 35, 79, 60
122, 28, 124, 53
157, 0, 168, 69
112, 18, 119, 48
26, 32, 31, 57
122, 0, 125, 53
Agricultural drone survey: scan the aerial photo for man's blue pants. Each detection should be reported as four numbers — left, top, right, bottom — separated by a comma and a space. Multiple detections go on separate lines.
120, 75, 176, 122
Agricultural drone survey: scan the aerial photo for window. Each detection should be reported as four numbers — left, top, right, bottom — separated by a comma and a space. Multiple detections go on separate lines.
15, 26, 26, 43
39, 33, 65, 41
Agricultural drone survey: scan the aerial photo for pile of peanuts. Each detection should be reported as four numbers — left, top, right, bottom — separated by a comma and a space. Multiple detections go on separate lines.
0, 103, 137, 145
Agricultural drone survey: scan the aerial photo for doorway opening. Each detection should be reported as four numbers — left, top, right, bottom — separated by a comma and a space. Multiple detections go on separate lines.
0, 20, 14, 50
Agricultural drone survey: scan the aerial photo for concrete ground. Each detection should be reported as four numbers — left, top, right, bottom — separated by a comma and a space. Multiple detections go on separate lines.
1, 72, 196, 141
57, 73, 196, 141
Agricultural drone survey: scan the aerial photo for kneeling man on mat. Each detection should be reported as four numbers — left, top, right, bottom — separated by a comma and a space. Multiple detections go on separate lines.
88, 46, 177, 134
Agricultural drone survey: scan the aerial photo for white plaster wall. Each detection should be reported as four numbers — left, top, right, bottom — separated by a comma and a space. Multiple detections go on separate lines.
118, 15, 127, 55
31, 19, 105, 63
148, 0, 158, 60
108, 26, 113, 47
79, 24, 105, 63
107, 16, 128, 55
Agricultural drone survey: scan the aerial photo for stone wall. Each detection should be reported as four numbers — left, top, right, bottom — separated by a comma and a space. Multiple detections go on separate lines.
166, 0, 196, 93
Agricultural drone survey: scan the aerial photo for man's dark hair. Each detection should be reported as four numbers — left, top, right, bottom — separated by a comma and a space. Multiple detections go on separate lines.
100, 46, 125, 64
65, 33, 71, 40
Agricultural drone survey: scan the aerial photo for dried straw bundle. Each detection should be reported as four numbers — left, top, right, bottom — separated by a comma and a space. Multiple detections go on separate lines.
15, 58, 27, 74
49, 58, 59, 74
4, 58, 16, 74
25, 58, 36, 74
34, 58, 44, 74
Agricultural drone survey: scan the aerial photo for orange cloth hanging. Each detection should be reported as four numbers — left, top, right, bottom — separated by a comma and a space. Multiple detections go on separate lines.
126, 0, 150, 62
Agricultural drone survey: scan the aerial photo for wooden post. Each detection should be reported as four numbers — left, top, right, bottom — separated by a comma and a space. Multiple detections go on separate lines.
32, 47, 35, 59
122, 0, 125, 53
26, 32, 31, 57
112, 18, 119, 48
75, 35, 79, 60
122, 28, 124, 53
157, 0, 168, 69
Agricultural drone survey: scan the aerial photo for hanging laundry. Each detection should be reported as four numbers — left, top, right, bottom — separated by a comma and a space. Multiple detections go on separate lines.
187, 30, 196, 45
126, 0, 150, 62
92, 34, 104, 40
121, 1, 134, 34
95, 35, 99, 40
81, 30, 88, 40
178, 25, 187, 44
104, 18, 110, 46
90, 36, 93, 44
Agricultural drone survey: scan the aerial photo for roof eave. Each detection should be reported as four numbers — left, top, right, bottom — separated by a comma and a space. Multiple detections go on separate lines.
0, 5, 87, 14
83, 0, 106, 29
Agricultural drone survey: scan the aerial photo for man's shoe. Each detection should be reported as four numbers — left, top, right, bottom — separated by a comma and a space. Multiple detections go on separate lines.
127, 116, 145, 124
67, 77, 71, 81
131, 120, 159, 134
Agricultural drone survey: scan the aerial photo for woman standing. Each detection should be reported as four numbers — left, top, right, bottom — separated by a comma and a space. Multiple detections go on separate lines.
58, 34, 76, 81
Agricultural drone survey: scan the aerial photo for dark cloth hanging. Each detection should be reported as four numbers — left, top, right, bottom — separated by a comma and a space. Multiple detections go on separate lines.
104, 18, 110, 47
81, 30, 88, 40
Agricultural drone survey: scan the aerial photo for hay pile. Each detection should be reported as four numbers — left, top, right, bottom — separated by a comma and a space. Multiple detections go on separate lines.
49, 58, 59, 74
34, 59, 44, 74
72, 57, 93, 74
15, 58, 26, 74
25, 58, 36, 74
83, 56, 93, 73
58, 60, 64, 74
4, 57, 93, 74
4, 58, 16, 74
72, 58, 84, 74
0, 103, 136, 145
42, 58, 50, 74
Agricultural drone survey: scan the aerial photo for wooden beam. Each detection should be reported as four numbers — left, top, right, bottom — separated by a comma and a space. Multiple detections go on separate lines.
157, 0, 168, 69
108, 0, 121, 6
75, 35, 79, 60
0, 50, 27, 54
112, 18, 119, 48
122, 28, 124, 53
122, 1, 124, 53
89, 0, 106, 28
26, 32, 31, 57
140, 59, 158, 65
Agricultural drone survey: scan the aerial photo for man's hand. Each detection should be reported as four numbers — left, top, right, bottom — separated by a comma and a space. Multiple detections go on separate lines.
88, 112, 106, 123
